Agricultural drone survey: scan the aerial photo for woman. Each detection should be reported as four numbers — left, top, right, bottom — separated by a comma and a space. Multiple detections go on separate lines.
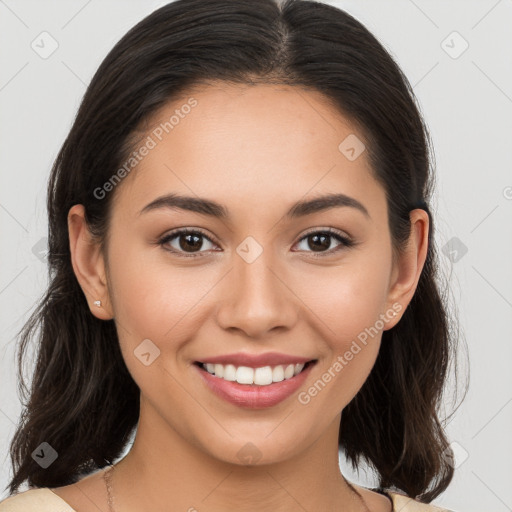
1, 0, 463, 510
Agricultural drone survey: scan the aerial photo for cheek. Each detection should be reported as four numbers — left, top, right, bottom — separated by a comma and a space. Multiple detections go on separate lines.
295, 281, 386, 417
291, 249, 392, 343
289, 251, 392, 408
106, 240, 225, 396
107, 237, 217, 339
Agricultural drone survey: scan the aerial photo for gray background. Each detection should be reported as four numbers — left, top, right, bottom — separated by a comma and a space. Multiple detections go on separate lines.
1, 1, 511, 511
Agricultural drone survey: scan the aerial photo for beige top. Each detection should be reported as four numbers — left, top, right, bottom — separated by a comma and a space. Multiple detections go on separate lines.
0, 487, 456, 511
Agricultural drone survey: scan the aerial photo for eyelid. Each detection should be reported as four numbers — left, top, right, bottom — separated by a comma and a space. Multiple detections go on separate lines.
299, 226, 352, 240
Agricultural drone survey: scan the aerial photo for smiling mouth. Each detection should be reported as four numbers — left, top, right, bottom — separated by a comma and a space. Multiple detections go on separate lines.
193, 360, 317, 386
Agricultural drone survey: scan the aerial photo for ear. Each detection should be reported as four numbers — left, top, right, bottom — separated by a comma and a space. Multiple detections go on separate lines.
68, 204, 114, 320
383, 208, 429, 330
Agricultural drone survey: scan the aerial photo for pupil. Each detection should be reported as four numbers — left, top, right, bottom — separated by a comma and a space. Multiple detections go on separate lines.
309, 233, 329, 251
180, 233, 202, 252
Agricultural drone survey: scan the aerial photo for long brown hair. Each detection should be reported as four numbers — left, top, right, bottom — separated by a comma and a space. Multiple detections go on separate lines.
7, 0, 467, 502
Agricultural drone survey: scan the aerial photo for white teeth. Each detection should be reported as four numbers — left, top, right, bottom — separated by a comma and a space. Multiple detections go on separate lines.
254, 366, 273, 385
236, 366, 254, 384
223, 364, 236, 381
214, 363, 224, 378
201, 361, 308, 385
272, 365, 284, 382
284, 364, 294, 379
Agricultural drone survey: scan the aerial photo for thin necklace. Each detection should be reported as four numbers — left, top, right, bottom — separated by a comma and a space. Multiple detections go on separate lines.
103, 465, 371, 512
103, 465, 114, 512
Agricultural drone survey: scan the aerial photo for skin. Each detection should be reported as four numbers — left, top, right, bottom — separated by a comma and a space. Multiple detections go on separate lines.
56, 83, 428, 512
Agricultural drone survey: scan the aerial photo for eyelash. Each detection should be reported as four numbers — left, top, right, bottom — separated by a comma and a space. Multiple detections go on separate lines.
157, 227, 355, 259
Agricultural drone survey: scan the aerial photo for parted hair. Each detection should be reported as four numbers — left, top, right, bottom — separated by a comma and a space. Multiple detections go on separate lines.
7, 0, 465, 502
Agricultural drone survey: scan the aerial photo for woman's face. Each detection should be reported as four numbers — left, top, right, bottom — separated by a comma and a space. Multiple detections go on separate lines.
75, 83, 426, 465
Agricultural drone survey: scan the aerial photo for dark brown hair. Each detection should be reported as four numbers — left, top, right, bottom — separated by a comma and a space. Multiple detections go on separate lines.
7, 0, 466, 502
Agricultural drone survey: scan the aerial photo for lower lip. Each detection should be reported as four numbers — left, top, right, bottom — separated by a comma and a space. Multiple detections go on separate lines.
194, 361, 316, 409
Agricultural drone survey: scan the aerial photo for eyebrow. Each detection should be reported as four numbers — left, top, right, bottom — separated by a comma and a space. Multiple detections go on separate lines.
139, 192, 370, 220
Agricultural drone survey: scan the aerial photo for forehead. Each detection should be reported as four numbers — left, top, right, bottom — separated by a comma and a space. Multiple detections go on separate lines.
113, 83, 385, 222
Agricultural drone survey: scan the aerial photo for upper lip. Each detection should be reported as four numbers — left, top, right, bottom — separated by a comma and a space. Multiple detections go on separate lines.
196, 351, 315, 368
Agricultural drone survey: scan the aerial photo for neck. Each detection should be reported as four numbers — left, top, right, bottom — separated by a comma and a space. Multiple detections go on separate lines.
111, 398, 366, 512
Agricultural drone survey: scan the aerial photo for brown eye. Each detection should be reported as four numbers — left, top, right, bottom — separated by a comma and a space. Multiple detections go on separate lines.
294, 229, 354, 256
176, 232, 204, 252
159, 229, 218, 257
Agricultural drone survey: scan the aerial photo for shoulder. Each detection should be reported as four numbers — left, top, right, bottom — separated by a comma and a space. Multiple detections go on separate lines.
0, 488, 76, 511
387, 491, 458, 511
353, 483, 458, 512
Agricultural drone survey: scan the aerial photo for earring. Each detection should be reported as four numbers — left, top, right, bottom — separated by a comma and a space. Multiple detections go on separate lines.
94, 300, 102, 307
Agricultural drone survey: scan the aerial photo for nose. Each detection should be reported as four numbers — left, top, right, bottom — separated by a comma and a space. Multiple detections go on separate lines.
215, 249, 299, 339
